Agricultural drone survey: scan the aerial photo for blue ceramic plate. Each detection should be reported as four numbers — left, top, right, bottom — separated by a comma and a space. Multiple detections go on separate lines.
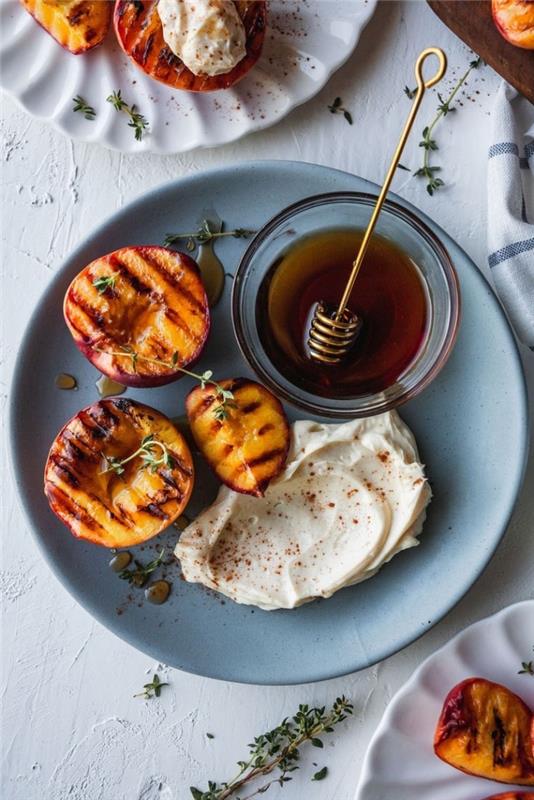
9, 162, 528, 685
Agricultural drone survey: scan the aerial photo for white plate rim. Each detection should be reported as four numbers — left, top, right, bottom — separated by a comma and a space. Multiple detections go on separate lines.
0, 0, 378, 154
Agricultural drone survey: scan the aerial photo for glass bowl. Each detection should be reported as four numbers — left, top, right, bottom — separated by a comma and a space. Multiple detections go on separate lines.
232, 192, 460, 418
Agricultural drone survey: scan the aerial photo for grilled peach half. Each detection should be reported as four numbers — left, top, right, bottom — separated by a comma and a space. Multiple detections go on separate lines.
492, 0, 534, 49
186, 378, 290, 497
114, 0, 266, 92
434, 678, 534, 785
63, 246, 210, 388
44, 398, 194, 548
19, 0, 112, 54
482, 793, 534, 799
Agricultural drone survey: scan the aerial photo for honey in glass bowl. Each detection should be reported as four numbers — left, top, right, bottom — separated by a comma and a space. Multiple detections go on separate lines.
256, 229, 428, 399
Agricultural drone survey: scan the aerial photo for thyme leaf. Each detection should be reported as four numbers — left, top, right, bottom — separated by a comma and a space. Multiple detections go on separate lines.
94, 348, 235, 420
107, 89, 149, 141
518, 660, 534, 676
164, 219, 256, 250
72, 95, 96, 120
405, 55, 483, 195
92, 272, 118, 294
190, 696, 352, 799
134, 672, 169, 699
101, 434, 175, 476
327, 97, 353, 124
119, 548, 166, 587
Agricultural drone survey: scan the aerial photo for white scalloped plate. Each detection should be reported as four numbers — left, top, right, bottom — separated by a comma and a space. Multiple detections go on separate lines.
356, 600, 534, 800
0, 0, 376, 153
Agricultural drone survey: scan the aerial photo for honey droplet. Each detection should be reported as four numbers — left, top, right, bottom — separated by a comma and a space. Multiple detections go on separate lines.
145, 580, 171, 605
174, 514, 191, 531
55, 373, 77, 390
109, 551, 132, 572
197, 243, 225, 307
96, 375, 126, 398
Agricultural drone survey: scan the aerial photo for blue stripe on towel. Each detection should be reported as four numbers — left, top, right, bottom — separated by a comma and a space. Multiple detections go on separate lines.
489, 142, 519, 158
489, 141, 530, 169
489, 237, 534, 268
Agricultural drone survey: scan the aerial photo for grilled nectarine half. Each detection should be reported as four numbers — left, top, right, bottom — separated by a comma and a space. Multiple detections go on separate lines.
186, 378, 290, 497
434, 678, 534, 785
44, 398, 194, 548
114, 0, 266, 91
19, 0, 112, 54
63, 245, 210, 388
492, 0, 534, 49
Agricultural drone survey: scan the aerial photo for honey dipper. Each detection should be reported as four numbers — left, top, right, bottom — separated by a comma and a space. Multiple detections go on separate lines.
307, 47, 447, 364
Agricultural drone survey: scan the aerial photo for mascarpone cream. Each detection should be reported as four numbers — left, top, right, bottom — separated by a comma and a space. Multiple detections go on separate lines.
175, 411, 431, 610
157, 0, 246, 77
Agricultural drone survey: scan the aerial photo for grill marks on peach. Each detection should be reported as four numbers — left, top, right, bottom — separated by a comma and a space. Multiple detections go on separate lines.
141, 250, 205, 314
114, 0, 266, 92
44, 399, 194, 548
186, 378, 290, 497
63, 246, 209, 386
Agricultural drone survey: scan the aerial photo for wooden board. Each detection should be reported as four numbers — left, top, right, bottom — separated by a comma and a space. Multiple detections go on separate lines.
427, 0, 534, 103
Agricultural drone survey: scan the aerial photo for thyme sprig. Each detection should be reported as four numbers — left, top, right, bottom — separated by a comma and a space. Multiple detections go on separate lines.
72, 95, 96, 120
312, 766, 327, 781
107, 89, 149, 141
102, 434, 176, 476
327, 96, 353, 125
94, 347, 235, 420
119, 548, 166, 587
92, 272, 118, 294
134, 673, 169, 699
164, 219, 256, 252
518, 660, 534, 676
405, 56, 483, 195
190, 696, 353, 800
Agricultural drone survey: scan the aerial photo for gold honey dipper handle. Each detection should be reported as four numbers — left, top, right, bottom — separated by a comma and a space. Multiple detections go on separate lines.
307, 48, 447, 365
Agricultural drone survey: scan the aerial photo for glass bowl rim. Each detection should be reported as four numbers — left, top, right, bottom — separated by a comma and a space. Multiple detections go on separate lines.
231, 191, 461, 418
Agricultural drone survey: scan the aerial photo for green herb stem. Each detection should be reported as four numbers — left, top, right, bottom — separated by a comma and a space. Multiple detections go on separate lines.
107, 89, 149, 141
101, 434, 174, 476
164, 220, 255, 250
119, 549, 166, 587
190, 697, 353, 800
92, 272, 118, 294
93, 347, 234, 420
327, 97, 353, 125
134, 672, 169, 699
412, 56, 482, 195
72, 95, 96, 120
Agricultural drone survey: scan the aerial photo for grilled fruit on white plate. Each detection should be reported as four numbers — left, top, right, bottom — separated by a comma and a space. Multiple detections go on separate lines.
63, 245, 210, 388
44, 398, 194, 548
19, 0, 112, 54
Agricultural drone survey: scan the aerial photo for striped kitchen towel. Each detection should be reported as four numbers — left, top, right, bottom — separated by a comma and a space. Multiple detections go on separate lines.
488, 81, 534, 349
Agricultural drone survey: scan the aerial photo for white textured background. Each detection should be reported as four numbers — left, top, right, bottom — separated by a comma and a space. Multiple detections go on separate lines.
2, 2, 533, 799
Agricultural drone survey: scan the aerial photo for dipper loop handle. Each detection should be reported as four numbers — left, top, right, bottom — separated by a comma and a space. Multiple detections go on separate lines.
334, 47, 447, 318
306, 48, 447, 365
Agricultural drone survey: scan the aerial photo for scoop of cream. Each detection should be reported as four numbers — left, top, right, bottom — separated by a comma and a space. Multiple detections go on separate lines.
175, 411, 431, 610
157, 0, 246, 77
